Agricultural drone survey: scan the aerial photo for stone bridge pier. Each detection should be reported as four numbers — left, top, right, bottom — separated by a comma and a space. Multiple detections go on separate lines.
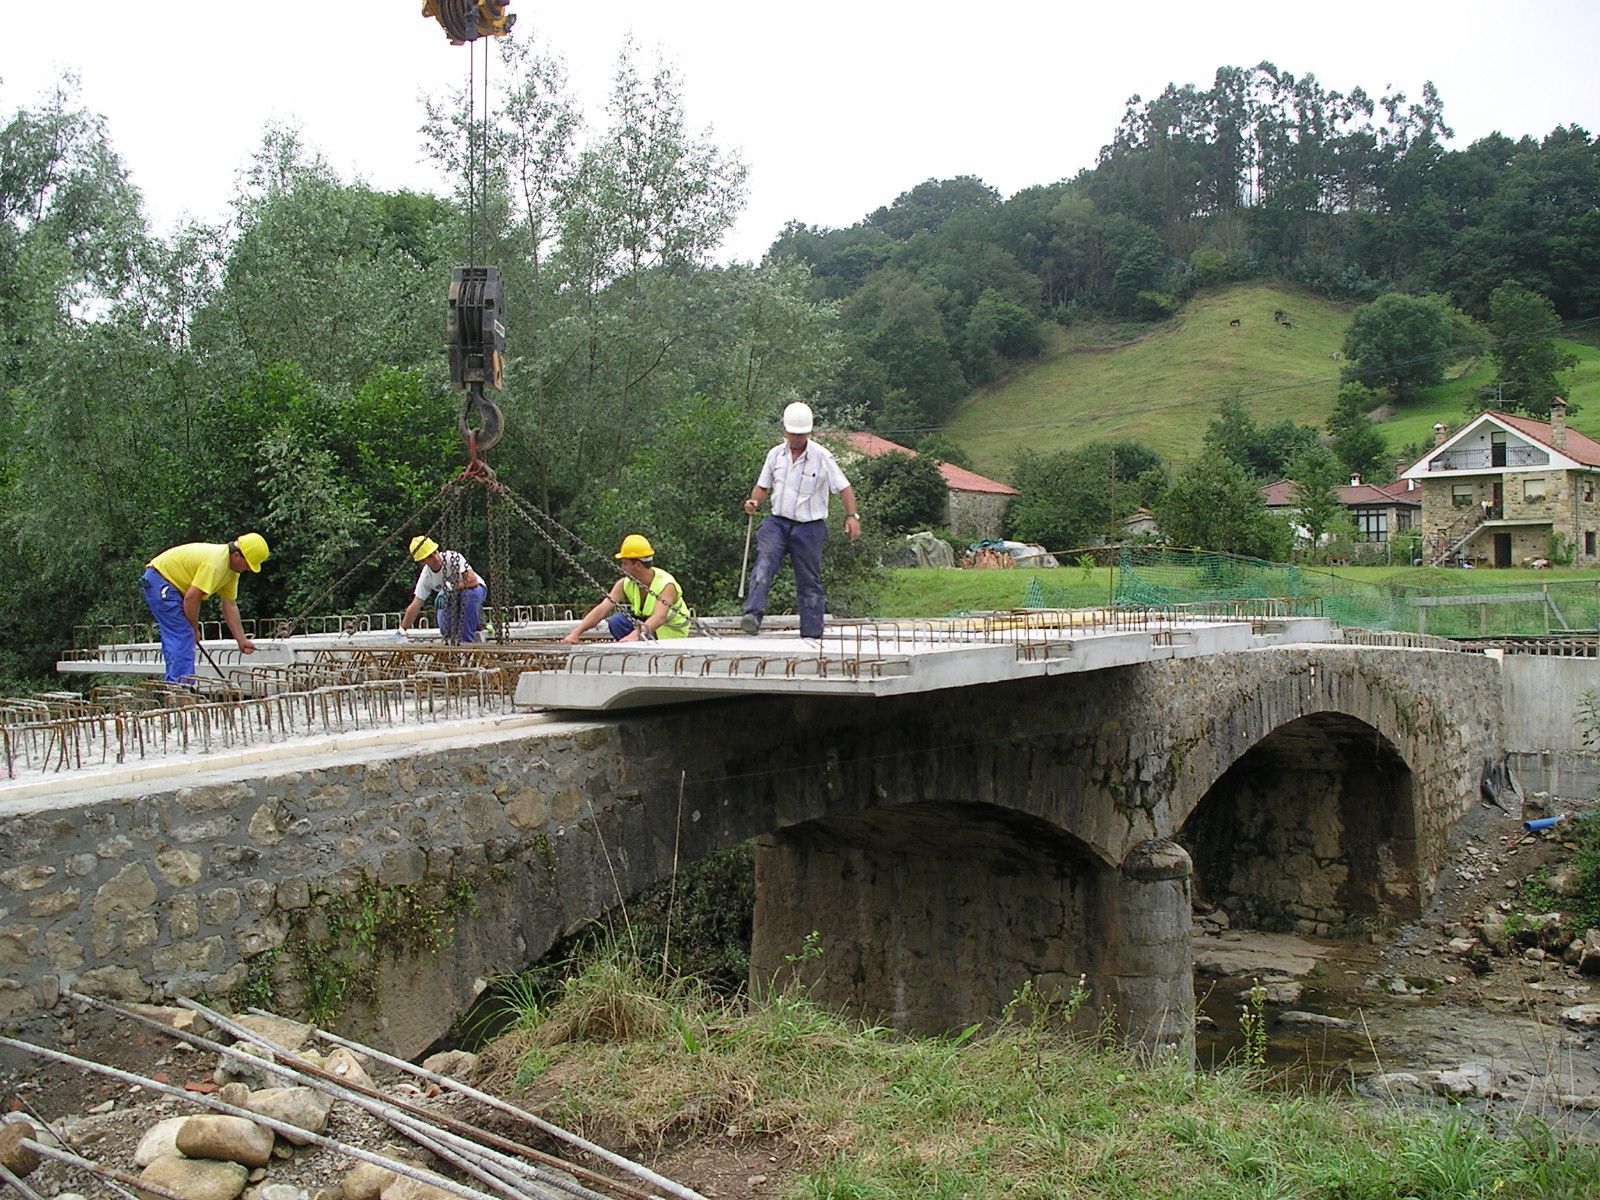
0, 645, 1501, 1064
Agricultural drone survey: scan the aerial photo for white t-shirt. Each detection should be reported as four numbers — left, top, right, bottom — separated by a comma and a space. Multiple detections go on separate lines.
414, 550, 476, 600
756, 439, 851, 522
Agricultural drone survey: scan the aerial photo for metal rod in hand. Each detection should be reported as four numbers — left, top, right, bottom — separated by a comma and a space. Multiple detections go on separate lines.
196, 639, 229, 682
737, 511, 754, 600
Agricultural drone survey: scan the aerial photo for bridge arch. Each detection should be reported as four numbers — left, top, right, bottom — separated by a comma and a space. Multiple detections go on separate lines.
1179, 712, 1418, 933
748, 801, 1115, 1033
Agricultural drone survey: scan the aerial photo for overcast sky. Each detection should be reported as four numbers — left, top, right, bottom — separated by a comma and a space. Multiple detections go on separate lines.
3, 1, 1597, 263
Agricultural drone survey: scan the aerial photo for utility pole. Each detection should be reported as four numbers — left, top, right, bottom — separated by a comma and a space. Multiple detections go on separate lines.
1107, 448, 1117, 606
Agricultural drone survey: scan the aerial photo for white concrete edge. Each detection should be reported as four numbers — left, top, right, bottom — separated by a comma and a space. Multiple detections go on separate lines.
0, 710, 583, 811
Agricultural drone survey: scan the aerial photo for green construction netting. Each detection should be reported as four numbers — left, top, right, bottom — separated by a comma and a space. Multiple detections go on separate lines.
1020, 547, 1600, 638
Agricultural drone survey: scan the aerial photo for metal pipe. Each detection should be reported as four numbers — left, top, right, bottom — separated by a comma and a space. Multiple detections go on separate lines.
300, 1024, 710, 1200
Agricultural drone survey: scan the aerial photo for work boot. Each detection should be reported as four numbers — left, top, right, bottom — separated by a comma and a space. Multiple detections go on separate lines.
740, 613, 761, 635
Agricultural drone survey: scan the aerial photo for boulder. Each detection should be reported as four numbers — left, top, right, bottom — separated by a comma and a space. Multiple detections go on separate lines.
175, 1116, 275, 1169
323, 1048, 377, 1092
1575, 929, 1600, 976
1430, 1062, 1494, 1098
244, 1088, 333, 1147
1559, 1003, 1600, 1028
1276, 1011, 1353, 1030
134, 1117, 190, 1168
380, 1176, 456, 1200
231, 1014, 314, 1054
0, 1120, 41, 1176
419, 1050, 479, 1082
342, 1163, 395, 1200
137, 1155, 250, 1200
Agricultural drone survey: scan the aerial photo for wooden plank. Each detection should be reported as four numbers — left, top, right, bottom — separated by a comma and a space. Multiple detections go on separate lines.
1408, 592, 1546, 608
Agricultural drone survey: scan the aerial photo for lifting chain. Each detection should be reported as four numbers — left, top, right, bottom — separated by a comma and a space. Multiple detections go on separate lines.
486, 481, 512, 643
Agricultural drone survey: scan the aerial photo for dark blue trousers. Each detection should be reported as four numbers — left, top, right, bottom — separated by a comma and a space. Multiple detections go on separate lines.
743, 516, 827, 638
436, 584, 486, 642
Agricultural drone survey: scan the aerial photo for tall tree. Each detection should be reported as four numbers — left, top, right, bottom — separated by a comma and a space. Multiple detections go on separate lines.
1486, 282, 1578, 417
1327, 384, 1390, 481
1340, 292, 1455, 403
1156, 457, 1291, 559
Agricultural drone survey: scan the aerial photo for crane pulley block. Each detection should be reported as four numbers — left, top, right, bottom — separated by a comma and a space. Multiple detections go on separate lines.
422, 0, 515, 44
447, 266, 505, 392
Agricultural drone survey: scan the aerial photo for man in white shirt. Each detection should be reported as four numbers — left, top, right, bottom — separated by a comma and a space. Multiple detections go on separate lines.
740, 401, 861, 640
398, 535, 486, 642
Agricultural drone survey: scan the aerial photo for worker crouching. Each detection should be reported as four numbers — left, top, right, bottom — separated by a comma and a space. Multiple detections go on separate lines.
399, 536, 486, 642
562, 535, 690, 643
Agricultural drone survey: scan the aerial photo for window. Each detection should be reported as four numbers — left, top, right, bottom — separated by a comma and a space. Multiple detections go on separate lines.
1396, 510, 1413, 531
1491, 432, 1507, 467
1523, 477, 1548, 502
1355, 509, 1387, 542
1451, 485, 1475, 507
1585, 480, 1595, 503
1589, 532, 1597, 557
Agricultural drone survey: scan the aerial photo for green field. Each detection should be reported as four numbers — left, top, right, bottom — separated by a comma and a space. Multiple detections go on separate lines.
945, 283, 1352, 479
875, 563, 1600, 636
943, 282, 1600, 481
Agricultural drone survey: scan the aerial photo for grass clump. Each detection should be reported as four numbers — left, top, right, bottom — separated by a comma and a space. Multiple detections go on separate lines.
476, 946, 1600, 1197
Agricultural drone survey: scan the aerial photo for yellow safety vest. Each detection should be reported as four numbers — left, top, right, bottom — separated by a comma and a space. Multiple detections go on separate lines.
621, 567, 689, 639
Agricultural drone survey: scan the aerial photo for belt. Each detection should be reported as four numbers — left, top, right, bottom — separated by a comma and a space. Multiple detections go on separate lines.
772, 514, 824, 524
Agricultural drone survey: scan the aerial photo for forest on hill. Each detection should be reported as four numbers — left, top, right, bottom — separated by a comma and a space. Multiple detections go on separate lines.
1, 49, 1596, 684
772, 63, 1597, 438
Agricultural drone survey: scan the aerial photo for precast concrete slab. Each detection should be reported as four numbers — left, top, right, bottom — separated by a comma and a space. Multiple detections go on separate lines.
513, 615, 1337, 710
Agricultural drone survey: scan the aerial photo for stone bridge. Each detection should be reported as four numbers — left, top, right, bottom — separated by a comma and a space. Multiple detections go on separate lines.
0, 641, 1501, 1064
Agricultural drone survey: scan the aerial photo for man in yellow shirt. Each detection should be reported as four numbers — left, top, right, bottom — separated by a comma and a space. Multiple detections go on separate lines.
142, 534, 269, 682
562, 535, 690, 643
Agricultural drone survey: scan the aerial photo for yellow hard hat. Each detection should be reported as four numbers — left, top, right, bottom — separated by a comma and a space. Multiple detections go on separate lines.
409, 535, 440, 563
615, 534, 654, 560
235, 532, 269, 573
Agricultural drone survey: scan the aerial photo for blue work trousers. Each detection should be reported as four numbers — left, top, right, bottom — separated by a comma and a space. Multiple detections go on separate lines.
142, 567, 195, 683
436, 583, 486, 642
743, 515, 827, 638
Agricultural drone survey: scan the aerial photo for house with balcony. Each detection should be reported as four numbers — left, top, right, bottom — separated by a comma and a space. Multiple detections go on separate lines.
1399, 400, 1600, 567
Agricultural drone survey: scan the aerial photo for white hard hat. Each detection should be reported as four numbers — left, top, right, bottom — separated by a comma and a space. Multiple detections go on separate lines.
782, 401, 814, 434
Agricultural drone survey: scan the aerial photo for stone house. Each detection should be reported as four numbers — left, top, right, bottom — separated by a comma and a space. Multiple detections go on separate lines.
1399, 401, 1600, 566
834, 431, 1019, 539
1260, 476, 1421, 544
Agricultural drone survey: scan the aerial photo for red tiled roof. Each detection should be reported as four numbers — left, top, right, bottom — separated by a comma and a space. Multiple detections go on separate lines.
835, 430, 1018, 495
1487, 411, 1600, 469
1262, 478, 1419, 508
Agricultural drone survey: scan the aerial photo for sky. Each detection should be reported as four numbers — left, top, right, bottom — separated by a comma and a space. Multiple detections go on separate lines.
2, 1, 1597, 264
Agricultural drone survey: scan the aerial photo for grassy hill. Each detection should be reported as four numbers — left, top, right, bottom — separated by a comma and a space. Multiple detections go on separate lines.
944, 283, 1352, 479
943, 283, 1600, 481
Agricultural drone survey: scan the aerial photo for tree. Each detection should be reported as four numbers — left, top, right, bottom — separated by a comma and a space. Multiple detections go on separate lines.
1340, 292, 1455, 403
959, 288, 1042, 384
857, 452, 947, 534
1285, 446, 1346, 548
1156, 457, 1291, 560
1007, 442, 1158, 550
915, 434, 974, 471
1327, 383, 1390, 481
1203, 398, 1320, 479
1487, 282, 1578, 417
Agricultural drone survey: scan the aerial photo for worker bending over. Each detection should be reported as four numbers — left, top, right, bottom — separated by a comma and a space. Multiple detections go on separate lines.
399, 536, 486, 642
142, 533, 270, 683
563, 535, 690, 643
